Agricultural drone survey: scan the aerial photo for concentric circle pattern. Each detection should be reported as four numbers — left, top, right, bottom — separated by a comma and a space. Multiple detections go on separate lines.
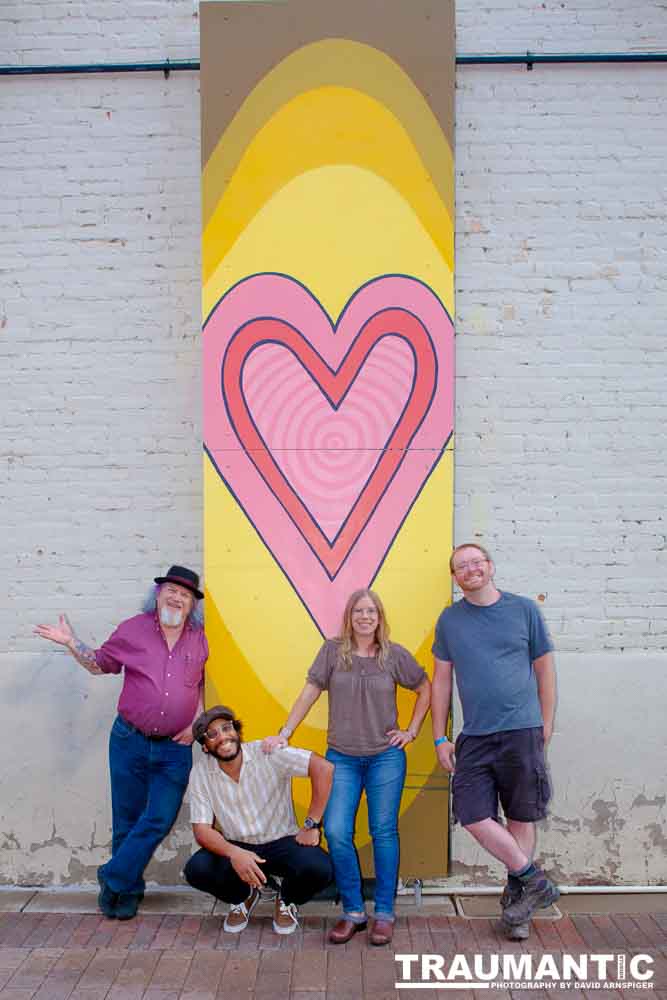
242, 336, 414, 541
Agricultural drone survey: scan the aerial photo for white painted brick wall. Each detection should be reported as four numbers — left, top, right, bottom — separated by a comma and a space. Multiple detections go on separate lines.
454, 57, 667, 653
1, 0, 666, 884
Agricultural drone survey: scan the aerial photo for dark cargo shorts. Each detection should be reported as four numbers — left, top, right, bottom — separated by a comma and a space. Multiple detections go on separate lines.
452, 727, 551, 826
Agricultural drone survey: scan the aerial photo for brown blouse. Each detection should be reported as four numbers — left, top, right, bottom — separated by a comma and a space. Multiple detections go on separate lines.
307, 639, 426, 756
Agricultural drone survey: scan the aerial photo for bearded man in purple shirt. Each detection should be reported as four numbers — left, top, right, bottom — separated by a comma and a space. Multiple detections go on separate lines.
35, 565, 208, 920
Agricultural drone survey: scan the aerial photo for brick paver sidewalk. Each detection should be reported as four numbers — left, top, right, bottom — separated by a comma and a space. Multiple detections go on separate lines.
0, 909, 666, 1000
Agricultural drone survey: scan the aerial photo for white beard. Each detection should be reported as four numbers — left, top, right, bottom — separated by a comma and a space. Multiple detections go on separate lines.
160, 606, 184, 628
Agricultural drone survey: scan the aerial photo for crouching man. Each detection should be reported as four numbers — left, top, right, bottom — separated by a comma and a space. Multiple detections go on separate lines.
184, 705, 333, 935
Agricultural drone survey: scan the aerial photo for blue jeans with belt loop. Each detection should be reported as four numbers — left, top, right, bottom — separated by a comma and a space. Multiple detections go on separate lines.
99, 715, 192, 896
323, 745, 406, 921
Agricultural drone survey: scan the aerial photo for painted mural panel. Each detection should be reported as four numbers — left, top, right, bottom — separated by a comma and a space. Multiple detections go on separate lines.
201, 0, 455, 874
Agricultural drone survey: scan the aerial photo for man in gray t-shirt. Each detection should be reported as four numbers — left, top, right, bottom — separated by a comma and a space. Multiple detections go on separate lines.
431, 543, 559, 939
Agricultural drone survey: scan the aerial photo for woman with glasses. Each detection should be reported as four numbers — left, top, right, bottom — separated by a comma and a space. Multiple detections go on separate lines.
263, 589, 431, 946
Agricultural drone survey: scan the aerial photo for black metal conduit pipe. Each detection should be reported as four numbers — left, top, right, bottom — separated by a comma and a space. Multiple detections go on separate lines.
1, 51, 666, 77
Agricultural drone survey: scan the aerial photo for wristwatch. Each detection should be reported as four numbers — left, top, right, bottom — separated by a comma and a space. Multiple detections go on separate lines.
303, 816, 322, 830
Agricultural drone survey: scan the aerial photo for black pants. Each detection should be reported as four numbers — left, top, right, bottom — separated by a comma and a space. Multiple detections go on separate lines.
184, 835, 333, 906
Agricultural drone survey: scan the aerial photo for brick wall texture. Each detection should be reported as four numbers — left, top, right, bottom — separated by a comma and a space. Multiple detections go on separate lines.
1, 1, 666, 884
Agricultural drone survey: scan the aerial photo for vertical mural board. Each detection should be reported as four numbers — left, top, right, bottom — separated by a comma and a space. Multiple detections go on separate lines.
201, 0, 455, 875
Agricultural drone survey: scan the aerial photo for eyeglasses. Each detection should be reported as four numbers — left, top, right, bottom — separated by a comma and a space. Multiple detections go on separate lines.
452, 558, 488, 574
204, 722, 236, 741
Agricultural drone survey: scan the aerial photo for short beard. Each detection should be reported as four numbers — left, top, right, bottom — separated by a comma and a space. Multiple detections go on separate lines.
159, 606, 184, 628
216, 741, 241, 763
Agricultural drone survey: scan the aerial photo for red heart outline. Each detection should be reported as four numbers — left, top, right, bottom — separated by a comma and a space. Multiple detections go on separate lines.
222, 308, 438, 579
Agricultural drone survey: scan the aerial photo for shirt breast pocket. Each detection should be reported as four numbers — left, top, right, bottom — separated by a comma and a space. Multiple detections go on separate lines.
184, 653, 203, 687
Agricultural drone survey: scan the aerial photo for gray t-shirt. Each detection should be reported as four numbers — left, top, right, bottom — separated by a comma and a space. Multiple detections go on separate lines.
307, 639, 427, 756
431, 592, 553, 736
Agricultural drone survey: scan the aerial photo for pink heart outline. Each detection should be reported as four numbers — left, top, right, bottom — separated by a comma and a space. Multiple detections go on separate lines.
221, 311, 437, 578
204, 273, 454, 637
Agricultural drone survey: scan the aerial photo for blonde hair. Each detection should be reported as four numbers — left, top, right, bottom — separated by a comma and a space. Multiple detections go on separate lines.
336, 589, 391, 671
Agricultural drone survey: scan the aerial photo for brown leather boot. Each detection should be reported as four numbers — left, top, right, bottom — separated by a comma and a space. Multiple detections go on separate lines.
328, 917, 368, 944
369, 918, 394, 946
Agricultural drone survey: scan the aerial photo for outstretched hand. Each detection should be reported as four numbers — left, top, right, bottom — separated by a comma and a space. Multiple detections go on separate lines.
34, 614, 74, 647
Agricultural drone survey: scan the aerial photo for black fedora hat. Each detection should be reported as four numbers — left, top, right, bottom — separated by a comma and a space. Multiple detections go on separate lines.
154, 565, 204, 600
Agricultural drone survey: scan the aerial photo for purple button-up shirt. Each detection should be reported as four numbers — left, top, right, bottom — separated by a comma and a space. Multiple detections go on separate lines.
95, 612, 208, 737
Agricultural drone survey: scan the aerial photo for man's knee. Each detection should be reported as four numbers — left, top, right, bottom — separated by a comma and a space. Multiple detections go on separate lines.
183, 850, 204, 888
462, 816, 498, 835
150, 808, 178, 830
506, 818, 535, 834
284, 847, 333, 901
302, 848, 333, 889
184, 848, 222, 890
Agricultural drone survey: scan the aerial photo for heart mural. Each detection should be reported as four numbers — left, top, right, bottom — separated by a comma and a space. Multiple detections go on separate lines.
204, 273, 454, 636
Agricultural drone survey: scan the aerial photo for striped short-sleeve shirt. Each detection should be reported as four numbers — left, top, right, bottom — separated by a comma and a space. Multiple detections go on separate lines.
188, 740, 311, 844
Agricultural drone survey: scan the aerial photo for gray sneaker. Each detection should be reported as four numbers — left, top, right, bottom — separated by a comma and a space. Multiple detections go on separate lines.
502, 871, 559, 927
500, 881, 530, 940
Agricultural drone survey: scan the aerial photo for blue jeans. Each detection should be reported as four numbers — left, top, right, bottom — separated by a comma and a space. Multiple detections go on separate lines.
323, 746, 406, 921
98, 715, 192, 895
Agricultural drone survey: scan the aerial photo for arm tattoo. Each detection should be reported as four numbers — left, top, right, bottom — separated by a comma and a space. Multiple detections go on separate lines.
70, 638, 102, 675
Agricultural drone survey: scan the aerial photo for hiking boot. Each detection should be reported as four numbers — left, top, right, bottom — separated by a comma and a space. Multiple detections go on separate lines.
500, 880, 530, 939
499, 881, 517, 910
223, 887, 260, 934
503, 919, 531, 940
273, 897, 299, 935
502, 870, 559, 926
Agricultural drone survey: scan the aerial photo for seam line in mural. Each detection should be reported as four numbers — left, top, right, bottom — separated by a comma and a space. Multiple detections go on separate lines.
203, 432, 452, 639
